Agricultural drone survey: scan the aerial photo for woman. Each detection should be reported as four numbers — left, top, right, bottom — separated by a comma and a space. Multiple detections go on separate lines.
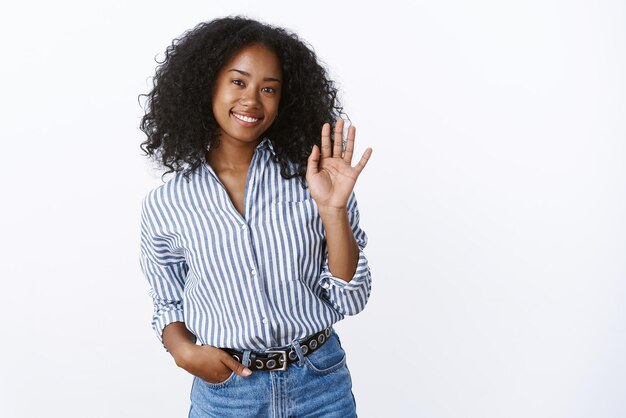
139, 16, 373, 417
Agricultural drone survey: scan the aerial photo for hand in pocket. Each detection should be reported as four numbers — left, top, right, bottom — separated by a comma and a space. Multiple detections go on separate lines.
177, 344, 253, 384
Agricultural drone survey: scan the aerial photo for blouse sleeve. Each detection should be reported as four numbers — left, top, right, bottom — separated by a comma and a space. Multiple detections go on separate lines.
318, 191, 372, 316
139, 192, 190, 351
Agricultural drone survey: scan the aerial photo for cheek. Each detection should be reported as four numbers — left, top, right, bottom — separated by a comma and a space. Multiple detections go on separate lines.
212, 85, 236, 107
263, 96, 281, 115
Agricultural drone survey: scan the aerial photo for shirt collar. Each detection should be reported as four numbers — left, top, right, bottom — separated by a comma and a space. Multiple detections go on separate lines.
256, 137, 276, 156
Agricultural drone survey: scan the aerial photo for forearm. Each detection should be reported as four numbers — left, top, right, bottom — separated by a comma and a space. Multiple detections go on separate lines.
319, 207, 360, 282
162, 321, 197, 365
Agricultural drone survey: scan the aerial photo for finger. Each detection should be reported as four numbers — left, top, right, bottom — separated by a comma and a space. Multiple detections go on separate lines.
320, 123, 332, 158
333, 119, 345, 158
307, 144, 320, 176
353, 147, 373, 175
343, 124, 356, 165
203, 367, 232, 384
223, 355, 252, 377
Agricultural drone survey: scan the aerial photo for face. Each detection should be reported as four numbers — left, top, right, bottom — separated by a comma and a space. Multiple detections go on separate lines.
211, 43, 282, 146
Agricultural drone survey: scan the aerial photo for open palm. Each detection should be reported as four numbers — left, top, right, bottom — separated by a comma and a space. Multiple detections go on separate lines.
306, 119, 373, 210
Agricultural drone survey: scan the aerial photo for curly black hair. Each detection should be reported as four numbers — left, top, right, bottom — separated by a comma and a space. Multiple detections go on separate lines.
138, 16, 346, 184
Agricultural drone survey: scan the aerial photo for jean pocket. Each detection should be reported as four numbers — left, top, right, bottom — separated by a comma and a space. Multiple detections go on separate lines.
303, 332, 347, 376
195, 371, 237, 389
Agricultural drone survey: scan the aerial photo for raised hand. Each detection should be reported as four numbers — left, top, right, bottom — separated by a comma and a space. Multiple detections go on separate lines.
306, 119, 372, 211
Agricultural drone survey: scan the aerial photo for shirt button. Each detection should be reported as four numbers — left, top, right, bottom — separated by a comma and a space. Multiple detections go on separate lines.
262, 318, 268, 324
251, 269, 257, 276
241, 224, 247, 230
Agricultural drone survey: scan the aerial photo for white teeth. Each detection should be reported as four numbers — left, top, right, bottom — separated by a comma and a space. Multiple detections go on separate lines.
233, 113, 260, 123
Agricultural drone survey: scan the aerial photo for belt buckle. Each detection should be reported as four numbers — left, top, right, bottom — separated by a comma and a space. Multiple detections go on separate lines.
265, 350, 288, 371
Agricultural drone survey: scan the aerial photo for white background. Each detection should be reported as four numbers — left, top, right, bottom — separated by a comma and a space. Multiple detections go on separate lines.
1, 1, 625, 417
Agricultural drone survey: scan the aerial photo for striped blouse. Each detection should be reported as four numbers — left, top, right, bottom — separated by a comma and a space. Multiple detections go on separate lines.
139, 137, 372, 351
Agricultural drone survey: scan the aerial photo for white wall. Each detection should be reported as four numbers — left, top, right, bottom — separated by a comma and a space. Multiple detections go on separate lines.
1, 1, 624, 417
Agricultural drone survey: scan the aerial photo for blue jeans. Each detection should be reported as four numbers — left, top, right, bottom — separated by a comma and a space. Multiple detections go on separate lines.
188, 328, 357, 417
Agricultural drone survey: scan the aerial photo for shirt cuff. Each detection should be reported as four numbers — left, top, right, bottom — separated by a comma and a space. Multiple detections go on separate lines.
319, 248, 370, 292
152, 306, 186, 351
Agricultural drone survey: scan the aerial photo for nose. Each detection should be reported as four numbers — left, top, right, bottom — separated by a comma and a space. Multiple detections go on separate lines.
239, 89, 260, 108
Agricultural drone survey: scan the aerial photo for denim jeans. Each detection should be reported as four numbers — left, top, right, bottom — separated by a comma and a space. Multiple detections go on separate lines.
188, 328, 357, 417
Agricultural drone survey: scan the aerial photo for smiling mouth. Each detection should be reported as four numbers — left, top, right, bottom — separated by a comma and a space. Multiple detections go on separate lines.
231, 112, 262, 123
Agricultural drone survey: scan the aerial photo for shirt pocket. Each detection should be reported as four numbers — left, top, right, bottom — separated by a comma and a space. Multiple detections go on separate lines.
268, 198, 325, 283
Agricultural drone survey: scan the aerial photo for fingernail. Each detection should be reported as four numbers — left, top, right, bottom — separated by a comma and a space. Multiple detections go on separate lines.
242, 368, 252, 376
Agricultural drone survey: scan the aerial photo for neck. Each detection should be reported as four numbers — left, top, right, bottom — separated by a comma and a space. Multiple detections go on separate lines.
206, 137, 262, 172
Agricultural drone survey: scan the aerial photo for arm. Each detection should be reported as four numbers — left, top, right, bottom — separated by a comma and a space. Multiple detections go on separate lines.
139, 192, 252, 381
162, 322, 197, 365
139, 193, 189, 351
319, 207, 360, 282
305, 120, 373, 316
318, 191, 372, 315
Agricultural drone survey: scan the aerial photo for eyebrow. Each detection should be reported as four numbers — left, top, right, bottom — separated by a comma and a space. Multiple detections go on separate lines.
228, 69, 281, 83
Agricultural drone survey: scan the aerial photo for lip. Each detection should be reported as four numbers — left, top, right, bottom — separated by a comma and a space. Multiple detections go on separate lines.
230, 111, 264, 127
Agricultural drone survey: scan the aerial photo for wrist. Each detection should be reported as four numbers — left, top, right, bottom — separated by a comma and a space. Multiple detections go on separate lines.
317, 206, 348, 222
170, 340, 197, 368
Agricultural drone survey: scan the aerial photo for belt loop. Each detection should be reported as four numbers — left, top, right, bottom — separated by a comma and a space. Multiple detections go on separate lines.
290, 339, 306, 366
242, 349, 252, 368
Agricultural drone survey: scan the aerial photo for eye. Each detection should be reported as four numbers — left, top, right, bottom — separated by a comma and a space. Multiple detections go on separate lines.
232, 79, 245, 87
261, 86, 276, 94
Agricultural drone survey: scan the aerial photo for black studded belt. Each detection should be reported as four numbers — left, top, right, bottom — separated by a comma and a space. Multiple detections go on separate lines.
222, 326, 333, 371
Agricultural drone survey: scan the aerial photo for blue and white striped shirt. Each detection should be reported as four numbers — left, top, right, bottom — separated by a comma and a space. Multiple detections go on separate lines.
139, 137, 372, 351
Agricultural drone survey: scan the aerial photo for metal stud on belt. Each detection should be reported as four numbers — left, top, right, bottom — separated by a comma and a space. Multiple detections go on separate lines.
222, 326, 333, 371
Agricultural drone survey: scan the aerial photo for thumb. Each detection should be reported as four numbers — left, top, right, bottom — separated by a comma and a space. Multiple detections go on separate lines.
307, 144, 320, 176
223, 355, 253, 377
